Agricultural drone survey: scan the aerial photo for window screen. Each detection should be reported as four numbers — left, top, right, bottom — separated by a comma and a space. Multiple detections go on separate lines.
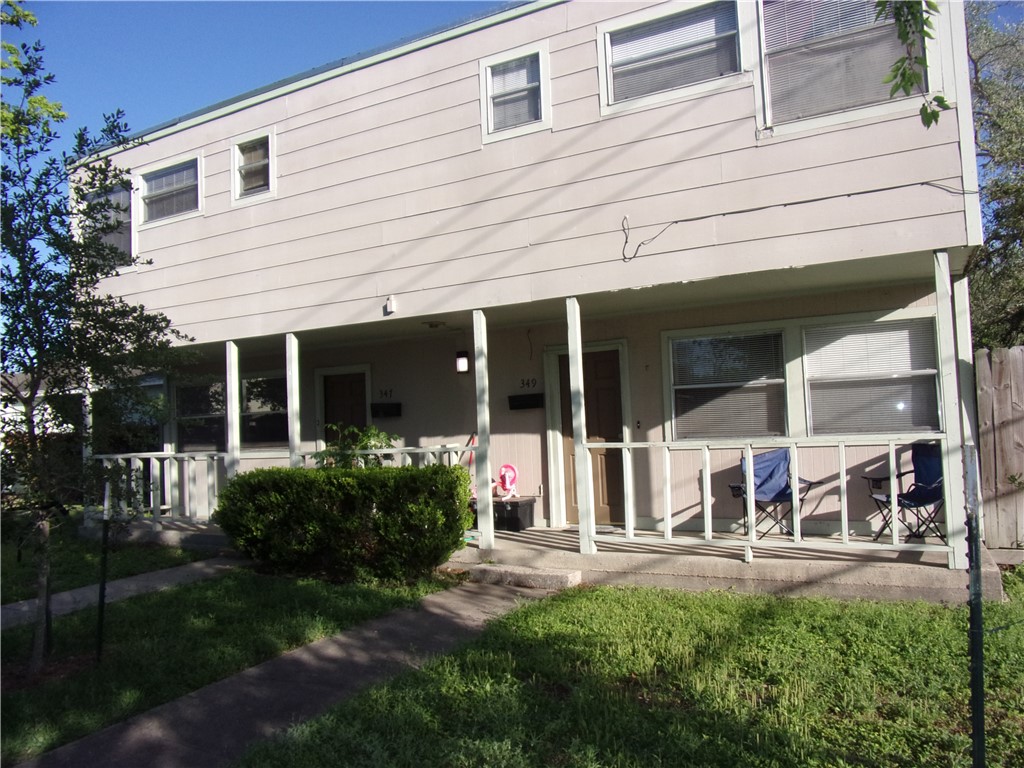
609, 2, 739, 103
489, 54, 542, 132
671, 332, 786, 438
763, 0, 921, 124
804, 319, 940, 434
143, 160, 199, 222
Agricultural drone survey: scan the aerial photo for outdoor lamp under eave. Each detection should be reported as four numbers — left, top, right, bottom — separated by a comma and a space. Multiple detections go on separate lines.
456, 351, 470, 374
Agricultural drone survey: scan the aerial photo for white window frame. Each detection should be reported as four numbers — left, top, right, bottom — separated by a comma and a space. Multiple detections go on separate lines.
753, 0, 950, 138
479, 41, 552, 144
662, 307, 943, 442
802, 317, 942, 436
231, 131, 276, 204
665, 328, 789, 440
239, 369, 289, 451
596, 0, 753, 118
136, 155, 203, 227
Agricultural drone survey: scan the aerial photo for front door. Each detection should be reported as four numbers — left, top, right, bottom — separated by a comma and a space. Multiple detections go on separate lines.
321, 371, 367, 442
558, 349, 624, 525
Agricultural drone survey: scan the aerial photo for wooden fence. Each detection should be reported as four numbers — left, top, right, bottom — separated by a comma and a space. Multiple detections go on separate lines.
976, 346, 1024, 549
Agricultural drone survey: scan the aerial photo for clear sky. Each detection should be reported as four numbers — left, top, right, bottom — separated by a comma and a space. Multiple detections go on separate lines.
7, 0, 511, 153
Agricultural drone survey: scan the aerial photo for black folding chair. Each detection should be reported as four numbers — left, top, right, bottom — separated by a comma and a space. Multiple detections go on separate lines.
864, 443, 946, 542
730, 448, 821, 539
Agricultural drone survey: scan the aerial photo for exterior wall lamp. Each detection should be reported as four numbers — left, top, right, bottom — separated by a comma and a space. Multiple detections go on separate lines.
456, 351, 470, 373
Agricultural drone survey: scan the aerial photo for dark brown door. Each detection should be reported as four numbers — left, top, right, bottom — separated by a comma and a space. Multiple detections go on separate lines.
559, 349, 624, 525
322, 372, 367, 437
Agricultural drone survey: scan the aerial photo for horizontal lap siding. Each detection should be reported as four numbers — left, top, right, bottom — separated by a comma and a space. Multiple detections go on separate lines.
109, 1, 970, 343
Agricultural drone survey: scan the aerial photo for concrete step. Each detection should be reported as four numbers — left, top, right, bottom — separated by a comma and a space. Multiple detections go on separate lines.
468, 563, 582, 590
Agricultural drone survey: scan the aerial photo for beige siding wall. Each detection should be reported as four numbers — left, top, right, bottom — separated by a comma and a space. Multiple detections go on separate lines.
106, 1, 974, 345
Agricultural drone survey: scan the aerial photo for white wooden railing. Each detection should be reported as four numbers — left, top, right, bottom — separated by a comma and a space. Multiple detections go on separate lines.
581, 436, 956, 561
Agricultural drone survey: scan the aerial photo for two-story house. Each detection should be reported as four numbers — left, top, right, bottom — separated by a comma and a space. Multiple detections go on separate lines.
95, 0, 982, 570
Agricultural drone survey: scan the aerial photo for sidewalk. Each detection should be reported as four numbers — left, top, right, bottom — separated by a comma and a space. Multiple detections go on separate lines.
1, 557, 243, 631
12, 568, 547, 768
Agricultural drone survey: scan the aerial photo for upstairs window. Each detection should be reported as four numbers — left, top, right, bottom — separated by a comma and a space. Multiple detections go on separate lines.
142, 159, 199, 222
804, 319, 939, 435
85, 186, 132, 263
488, 54, 541, 132
762, 0, 922, 124
606, 2, 739, 104
671, 331, 786, 438
480, 44, 551, 141
236, 136, 271, 198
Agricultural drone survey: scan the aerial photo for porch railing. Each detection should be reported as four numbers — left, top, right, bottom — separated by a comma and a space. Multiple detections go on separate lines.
582, 436, 954, 561
91, 452, 228, 525
92, 444, 472, 525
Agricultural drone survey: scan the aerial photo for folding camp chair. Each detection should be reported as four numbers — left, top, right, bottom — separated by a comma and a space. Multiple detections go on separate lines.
864, 442, 946, 543
729, 448, 821, 539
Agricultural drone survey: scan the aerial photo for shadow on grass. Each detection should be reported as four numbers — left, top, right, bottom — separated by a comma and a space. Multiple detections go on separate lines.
237, 585, 1024, 768
0, 569, 450, 767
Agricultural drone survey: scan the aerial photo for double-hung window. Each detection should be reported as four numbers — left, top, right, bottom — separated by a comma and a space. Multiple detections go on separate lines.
236, 136, 271, 198
605, 1, 739, 105
240, 374, 288, 448
670, 331, 786, 438
176, 381, 226, 452
762, 0, 922, 125
142, 159, 199, 222
804, 319, 939, 434
480, 44, 550, 141
85, 185, 132, 263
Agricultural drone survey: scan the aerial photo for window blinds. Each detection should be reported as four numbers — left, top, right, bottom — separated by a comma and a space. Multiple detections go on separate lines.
762, 0, 917, 124
804, 320, 940, 434
490, 54, 541, 131
609, 2, 738, 103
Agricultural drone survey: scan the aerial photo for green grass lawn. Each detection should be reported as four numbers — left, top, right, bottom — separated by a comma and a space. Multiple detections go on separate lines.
0, 569, 458, 766
1, 515, 213, 604
237, 569, 1024, 768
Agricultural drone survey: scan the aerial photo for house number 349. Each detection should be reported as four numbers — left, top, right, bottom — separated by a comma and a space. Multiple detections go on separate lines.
519, 378, 538, 389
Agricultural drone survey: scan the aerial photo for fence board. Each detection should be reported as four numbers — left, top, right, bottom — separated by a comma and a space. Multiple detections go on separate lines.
976, 346, 1024, 549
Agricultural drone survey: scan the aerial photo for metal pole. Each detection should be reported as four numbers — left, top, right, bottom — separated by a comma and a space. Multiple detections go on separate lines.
966, 508, 985, 768
96, 515, 109, 662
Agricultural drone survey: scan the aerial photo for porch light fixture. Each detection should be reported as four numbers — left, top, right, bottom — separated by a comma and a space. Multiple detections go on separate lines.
456, 351, 470, 373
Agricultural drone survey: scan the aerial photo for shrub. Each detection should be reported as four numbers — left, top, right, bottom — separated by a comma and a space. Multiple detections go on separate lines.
214, 465, 472, 581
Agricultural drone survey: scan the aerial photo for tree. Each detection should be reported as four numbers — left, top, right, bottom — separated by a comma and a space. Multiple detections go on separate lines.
878, 0, 951, 127
965, 2, 1024, 349
1, 0, 189, 675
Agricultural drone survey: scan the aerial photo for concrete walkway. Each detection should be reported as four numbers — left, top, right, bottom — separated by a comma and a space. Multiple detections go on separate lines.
1, 558, 243, 631
12, 567, 547, 768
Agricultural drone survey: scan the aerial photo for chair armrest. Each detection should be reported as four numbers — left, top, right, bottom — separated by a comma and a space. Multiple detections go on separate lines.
727, 483, 745, 499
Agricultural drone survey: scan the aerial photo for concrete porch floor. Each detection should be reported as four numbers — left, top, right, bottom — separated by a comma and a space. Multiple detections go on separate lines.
86, 519, 1013, 605
450, 527, 1009, 604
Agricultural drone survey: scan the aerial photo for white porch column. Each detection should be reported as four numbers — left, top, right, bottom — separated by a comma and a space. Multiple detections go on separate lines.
473, 310, 495, 550
566, 297, 597, 555
286, 333, 302, 467
934, 251, 968, 569
953, 276, 983, 537
225, 341, 241, 478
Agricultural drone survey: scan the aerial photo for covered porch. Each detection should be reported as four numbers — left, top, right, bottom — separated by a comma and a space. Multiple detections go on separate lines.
92, 250, 979, 572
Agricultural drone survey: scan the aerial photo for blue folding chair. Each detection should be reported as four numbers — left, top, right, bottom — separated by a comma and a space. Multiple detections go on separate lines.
864, 443, 946, 542
729, 448, 821, 539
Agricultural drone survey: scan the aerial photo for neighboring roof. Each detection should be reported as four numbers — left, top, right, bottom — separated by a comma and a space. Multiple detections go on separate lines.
127, 0, 561, 146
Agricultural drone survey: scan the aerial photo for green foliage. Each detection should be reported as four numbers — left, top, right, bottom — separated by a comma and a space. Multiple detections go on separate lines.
238, 586, 1024, 768
1, 0, 190, 673
214, 465, 473, 582
876, 0, 950, 127
314, 424, 399, 468
966, 2, 1024, 349
0, 569, 455, 764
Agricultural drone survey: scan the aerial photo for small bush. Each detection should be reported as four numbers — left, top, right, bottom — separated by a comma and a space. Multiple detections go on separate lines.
214, 465, 472, 581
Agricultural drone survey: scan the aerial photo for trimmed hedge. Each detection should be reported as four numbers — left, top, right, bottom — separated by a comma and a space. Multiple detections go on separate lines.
214, 465, 473, 581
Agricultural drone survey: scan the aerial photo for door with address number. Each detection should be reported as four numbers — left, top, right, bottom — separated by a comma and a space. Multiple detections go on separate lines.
558, 349, 624, 525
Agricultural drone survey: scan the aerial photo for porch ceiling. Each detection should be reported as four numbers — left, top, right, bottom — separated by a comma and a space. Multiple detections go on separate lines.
191, 247, 962, 356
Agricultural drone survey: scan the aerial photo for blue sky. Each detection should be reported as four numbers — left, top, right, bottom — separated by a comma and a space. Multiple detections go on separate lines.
8, 0, 510, 153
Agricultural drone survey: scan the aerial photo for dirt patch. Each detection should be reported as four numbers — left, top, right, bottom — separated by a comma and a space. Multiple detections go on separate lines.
2, 653, 96, 693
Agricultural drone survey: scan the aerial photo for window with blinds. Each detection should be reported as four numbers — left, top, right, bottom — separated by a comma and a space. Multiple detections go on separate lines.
607, 2, 739, 104
762, 0, 922, 124
237, 137, 270, 197
86, 186, 132, 263
142, 160, 199, 222
804, 319, 940, 434
488, 53, 542, 132
671, 332, 786, 438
